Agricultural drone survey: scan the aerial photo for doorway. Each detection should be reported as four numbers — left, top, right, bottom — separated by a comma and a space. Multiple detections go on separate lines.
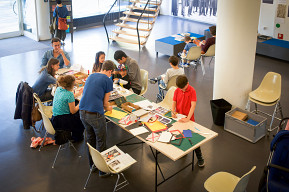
0, 0, 23, 39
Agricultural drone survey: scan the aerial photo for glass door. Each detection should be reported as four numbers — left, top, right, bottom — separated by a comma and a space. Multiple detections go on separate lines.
0, 0, 23, 39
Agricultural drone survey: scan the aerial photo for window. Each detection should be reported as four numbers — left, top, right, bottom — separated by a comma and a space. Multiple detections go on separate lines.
72, 0, 129, 19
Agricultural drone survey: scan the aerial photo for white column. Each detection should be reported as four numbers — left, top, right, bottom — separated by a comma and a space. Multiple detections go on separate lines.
213, 0, 261, 109
35, 0, 50, 40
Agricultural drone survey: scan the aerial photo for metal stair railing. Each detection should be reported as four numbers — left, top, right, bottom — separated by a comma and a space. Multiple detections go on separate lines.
137, 0, 151, 50
103, 0, 119, 44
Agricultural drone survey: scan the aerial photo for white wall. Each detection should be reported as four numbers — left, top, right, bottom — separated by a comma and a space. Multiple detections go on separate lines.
160, 0, 171, 15
258, 2, 276, 37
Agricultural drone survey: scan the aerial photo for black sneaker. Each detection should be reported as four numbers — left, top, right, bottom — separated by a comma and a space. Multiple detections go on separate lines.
198, 160, 205, 168
99, 171, 111, 178
149, 78, 157, 84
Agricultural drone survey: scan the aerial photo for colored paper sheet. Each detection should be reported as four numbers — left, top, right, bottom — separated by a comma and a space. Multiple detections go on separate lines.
183, 129, 192, 138
105, 108, 128, 119
125, 94, 147, 103
144, 121, 167, 133
105, 107, 128, 124
164, 111, 177, 125
171, 133, 206, 151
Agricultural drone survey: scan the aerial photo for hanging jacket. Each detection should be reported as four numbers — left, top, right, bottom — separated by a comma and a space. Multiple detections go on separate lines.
14, 81, 33, 129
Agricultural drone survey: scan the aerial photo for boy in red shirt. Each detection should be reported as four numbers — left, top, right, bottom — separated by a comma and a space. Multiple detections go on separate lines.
172, 75, 205, 167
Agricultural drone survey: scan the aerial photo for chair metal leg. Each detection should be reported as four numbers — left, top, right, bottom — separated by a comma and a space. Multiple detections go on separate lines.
84, 165, 94, 189
39, 131, 48, 151
268, 101, 283, 132
52, 145, 62, 168
200, 56, 206, 76
245, 99, 250, 111
208, 56, 214, 66
113, 173, 129, 192
68, 140, 82, 158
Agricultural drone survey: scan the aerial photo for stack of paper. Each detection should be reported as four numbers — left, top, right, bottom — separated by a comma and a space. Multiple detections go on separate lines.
158, 131, 172, 143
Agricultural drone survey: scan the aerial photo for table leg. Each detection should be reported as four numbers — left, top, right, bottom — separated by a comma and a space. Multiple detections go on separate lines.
155, 149, 158, 192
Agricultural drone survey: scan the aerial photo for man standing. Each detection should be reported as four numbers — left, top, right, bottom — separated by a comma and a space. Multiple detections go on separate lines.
41, 37, 70, 68
79, 60, 114, 177
114, 50, 142, 95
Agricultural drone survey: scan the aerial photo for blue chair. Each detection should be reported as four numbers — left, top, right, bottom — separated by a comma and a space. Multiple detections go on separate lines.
259, 130, 289, 192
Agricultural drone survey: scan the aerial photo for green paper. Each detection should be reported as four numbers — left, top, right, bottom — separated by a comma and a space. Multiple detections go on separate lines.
164, 111, 177, 124
171, 133, 206, 151
105, 107, 128, 124
125, 94, 146, 103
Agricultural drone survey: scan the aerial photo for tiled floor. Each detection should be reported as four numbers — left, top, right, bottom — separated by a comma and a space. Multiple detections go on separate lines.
0, 15, 288, 192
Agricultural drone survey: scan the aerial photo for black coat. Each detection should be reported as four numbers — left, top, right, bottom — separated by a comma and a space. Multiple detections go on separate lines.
14, 81, 33, 129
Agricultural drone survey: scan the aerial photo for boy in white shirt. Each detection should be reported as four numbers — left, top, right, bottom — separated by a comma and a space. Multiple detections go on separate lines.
149, 56, 184, 101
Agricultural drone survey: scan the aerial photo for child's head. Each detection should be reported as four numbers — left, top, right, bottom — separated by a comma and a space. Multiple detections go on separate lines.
184, 36, 191, 43
117, 64, 128, 77
209, 25, 216, 36
176, 75, 189, 91
57, 75, 75, 91
168, 56, 179, 66
114, 50, 127, 64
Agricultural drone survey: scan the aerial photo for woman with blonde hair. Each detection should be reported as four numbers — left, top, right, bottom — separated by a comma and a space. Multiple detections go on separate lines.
32, 58, 60, 101
51, 74, 84, 142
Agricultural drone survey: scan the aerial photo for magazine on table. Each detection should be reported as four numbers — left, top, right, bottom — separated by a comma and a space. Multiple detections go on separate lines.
101, 145, 136, 172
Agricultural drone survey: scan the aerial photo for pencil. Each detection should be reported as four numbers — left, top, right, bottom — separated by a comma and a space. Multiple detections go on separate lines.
188, 138, 193, 145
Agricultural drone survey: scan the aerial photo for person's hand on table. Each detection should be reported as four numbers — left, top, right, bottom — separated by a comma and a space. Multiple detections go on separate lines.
179, 118, 190, 123
105, 105, 113, 114
74, 87, 83, 97
171, 111, 177, 118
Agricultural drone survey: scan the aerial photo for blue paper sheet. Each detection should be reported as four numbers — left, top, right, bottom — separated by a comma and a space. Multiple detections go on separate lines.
183, 129, 192, 138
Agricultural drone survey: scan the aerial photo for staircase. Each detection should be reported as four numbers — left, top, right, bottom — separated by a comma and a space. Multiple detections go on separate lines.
104, 0, 162, 49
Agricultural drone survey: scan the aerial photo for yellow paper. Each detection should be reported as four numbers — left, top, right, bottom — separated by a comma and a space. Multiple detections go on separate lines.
145, 121, 167, 132
105, 109, 128, 119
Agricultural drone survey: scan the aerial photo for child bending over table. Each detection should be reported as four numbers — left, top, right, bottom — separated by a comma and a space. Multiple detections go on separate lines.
171, 75, 205, 167
113, 64, 131, 90
52, 74, 84, 142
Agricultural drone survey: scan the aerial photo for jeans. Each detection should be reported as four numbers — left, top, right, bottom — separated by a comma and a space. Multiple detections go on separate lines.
80, 110, 107, 167
157, 76, 166, 100
195, 147, 204, 162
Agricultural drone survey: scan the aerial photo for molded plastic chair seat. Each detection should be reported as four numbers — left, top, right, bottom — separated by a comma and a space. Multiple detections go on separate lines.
164, 75, 178, 91
202, 44, 215, 57
204, 172, 240, 192
246, 72, 283, 133
181, 46, 202, 62
204, 166, 256, 192
158, 86, 177, 110
200, 44, 215, 76
33, 93, 53, 118
249, 72, 281, 104
84, 143, 136, 191
140, 69, 148, 96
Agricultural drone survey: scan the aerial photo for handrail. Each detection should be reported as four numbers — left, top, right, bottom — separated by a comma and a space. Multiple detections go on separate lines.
103, 0, 118, 44
137, 0, 151, 50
